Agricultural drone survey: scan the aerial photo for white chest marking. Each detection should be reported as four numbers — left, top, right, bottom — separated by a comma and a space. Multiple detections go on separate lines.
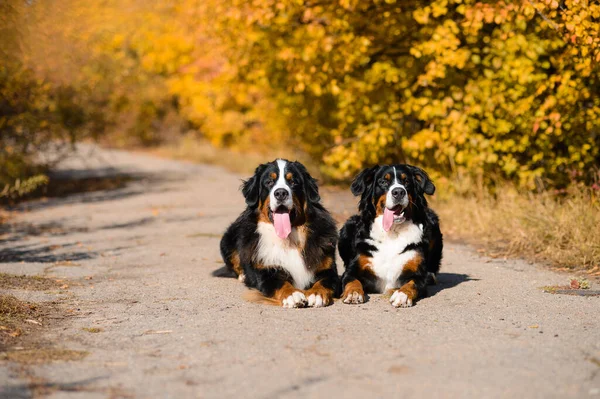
254, 222, 313, 289
366, 217, 423, 292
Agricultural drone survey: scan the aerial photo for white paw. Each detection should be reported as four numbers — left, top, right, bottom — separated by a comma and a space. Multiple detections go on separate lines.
307, 293, 324, 308
238, 274, 246, 283
342, 291, 364, 304
390, 290, 413, 308
282, 291, 307, 308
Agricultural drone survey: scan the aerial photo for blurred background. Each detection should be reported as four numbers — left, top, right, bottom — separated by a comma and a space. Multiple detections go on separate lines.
1, 0, 599, 270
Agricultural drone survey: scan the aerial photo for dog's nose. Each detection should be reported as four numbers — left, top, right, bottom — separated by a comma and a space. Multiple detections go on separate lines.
391, 187, 406, 200
274, 188, 289, 202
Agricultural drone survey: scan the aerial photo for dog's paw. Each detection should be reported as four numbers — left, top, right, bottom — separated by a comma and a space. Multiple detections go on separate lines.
282, 291, 307, 308
342, 291, 364, 304
390, 290, 413, 308
238, 273, 246, 283
306, 292, 332, 308
305, 285, 333, 308
341, 280, 365, 305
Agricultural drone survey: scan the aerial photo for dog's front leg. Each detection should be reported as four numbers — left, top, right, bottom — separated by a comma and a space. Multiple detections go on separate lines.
305, 259, 338, 307
247, 267, 307, 308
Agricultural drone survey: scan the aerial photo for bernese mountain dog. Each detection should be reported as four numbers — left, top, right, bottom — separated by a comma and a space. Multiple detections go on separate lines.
338, 164, 443, 308
219, 159, 339, 308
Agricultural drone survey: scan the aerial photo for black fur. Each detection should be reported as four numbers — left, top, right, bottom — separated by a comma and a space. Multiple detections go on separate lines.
339, 164, 443, 304
218, 160, 339, 302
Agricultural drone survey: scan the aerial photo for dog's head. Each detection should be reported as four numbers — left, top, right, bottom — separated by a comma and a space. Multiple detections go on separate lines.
351, 164, 435, 231
241, 159, 320, 238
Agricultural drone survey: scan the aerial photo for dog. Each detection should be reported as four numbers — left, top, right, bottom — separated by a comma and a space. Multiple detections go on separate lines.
219, 159, 339, 308
338, 164, 443, 307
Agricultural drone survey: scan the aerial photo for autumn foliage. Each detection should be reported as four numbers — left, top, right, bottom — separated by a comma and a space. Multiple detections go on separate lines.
2, 0, 600, 192
213, 0, 600, 189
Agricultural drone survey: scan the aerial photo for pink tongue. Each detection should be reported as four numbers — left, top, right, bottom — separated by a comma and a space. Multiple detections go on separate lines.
273, 212, 292, 239
382, 208, 395, 232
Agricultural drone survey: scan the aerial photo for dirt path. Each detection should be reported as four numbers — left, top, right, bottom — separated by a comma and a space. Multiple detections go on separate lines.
1, 146, 599, 398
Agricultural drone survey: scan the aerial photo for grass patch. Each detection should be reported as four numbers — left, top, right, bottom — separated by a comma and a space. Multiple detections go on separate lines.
1, 295, 80, 362
435, 185, 600, 273
82, 327, 103, 333
0, 295, 39, 328
0, 295, 41, 348
1, 348, 88, 364
0, 273, 62, 291
541, 277, 600, 296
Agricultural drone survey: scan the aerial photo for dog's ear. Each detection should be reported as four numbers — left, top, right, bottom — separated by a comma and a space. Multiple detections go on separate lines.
292, 162, 320, 204
241, 163, 268, 208
408, 165, 435, 195
350, 166, 380, 197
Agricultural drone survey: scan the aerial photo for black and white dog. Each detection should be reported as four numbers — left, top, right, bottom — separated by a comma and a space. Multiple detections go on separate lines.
338, 164, 443, 307
219, 159, 339, 308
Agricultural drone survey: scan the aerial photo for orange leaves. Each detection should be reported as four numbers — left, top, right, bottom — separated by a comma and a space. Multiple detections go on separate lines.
5, 0, 599, 191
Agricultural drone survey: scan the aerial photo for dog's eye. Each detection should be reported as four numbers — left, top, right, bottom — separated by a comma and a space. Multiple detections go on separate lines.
378, 178, 388, 187
265, 180, 275, 188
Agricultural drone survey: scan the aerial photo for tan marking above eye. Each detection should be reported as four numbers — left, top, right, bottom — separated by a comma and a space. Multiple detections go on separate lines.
270, 172, 277, 179
384, 173, 391, 180
285, 172, 293, 180
401, 173, 407, 180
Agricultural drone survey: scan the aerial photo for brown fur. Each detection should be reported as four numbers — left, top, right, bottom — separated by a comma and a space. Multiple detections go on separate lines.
274, 281, 302, 303
401, 253, 423, 275
375, 194, 387, 217
242, 290, 281, 306
398, 280, 418, 301
358, 254, 373, 272
342, 279, 365, 299
285, 172, 293, 180
243, 281, 304, 306
258, 197, 271, 223
231, 251, 243, 276
270, 172, 277, 179
314, 256, 333, 273
305, 280, 333, 306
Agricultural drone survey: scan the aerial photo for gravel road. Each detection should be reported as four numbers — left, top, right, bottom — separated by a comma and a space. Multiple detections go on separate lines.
1, 146, 599, 398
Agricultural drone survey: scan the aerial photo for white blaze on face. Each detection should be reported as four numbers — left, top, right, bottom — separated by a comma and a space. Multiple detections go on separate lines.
385, 167, 409, 209
270, 159, 293, 211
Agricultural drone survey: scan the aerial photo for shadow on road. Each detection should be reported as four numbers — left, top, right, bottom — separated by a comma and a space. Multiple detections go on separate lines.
0, 375, 109, 399
10, 167, 178, 212
427, 273, 477, 297
0, 166, 174, 264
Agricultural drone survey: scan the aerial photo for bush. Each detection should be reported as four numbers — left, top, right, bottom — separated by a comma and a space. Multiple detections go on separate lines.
3, 0, 599, 192
212, 0, 600, 188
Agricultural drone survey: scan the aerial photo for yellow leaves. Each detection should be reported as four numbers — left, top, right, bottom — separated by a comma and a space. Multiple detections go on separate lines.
5, 0, 598, 191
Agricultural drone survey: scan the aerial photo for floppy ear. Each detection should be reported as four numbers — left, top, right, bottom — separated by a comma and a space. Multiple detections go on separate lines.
350, 166, 380, 196
408, 165, 435, 195
241, 163, 268, 208
292, 162, 320, 204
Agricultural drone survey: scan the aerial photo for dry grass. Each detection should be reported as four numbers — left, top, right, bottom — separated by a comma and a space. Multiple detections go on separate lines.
0, 294, 41, 348
1, 348, 88, 364
0, 273, 62, 291
435, 186, 600, 273
82, 327, 103, 333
